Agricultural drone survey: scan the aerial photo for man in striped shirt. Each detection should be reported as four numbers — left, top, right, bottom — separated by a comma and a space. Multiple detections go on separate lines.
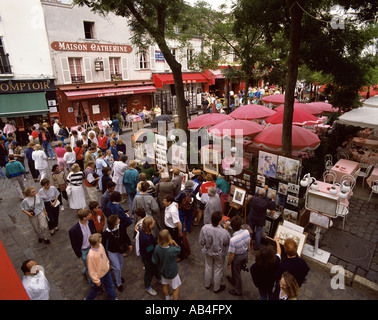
227, 215, 251, 296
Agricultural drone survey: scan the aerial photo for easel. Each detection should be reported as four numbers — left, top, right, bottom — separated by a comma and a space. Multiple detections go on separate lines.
227, 193, 252, 223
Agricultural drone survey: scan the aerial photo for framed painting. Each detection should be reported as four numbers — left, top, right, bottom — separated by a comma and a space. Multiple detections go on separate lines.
232, 187, 246, 206
276, 156, 300, 183
257, 151, 278, 178
202, 147, 220, 175
274, 224, 307, 257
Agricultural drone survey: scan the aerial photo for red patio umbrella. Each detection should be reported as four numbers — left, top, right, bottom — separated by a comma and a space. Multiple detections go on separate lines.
188, 113, 232, 129
262, 94, 298, 105
307, 102, 338, 113
208, 119, 264, 138
229, 104, 276, 120
265, 109, 322, 126
253, 124, 321, 151
274, 102, 322, 115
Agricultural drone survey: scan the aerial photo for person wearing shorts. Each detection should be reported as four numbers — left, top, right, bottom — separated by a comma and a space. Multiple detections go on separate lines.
152, 229, 181, 300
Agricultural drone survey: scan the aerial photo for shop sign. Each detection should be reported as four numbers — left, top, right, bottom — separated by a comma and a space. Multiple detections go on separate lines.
0, 79, 55, 94
155, 51, 165, 62
51, 41, 133, 53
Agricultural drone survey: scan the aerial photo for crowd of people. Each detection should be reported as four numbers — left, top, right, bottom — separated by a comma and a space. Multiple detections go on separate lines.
0, 117, 309, 301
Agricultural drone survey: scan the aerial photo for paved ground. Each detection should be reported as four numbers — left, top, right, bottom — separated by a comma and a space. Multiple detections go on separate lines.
0, 120, 377, 301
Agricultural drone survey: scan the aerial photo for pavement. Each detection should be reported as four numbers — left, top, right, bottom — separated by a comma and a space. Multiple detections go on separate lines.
0, 117, 378, 301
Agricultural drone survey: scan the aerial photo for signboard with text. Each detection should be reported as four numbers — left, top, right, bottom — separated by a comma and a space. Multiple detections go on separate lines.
51, 41, 133, 53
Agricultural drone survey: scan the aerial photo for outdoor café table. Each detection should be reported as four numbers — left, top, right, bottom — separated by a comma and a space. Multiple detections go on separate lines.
330, 159, 360, 183
316, 180, 352, 206
350, 149, 371, 162
353, 137, 378, 151
366, 168, 378, 188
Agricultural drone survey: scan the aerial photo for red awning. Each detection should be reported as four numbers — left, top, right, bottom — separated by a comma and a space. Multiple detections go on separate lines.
0, 240, 29, 300
152, 73, 211, 89
64, 85, 156, 100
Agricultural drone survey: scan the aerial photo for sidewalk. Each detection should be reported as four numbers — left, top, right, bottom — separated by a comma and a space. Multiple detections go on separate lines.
0, 117, 377, 300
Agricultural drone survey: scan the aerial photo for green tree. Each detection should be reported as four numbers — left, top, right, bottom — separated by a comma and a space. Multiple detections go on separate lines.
75, 0, 193, 134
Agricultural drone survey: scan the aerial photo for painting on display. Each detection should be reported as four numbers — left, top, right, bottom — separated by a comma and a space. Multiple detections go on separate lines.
171, 144, 187, 172
155, 134, 167, 150
276, 156, 300, 184
257, 151, 278, 178
202, 147, 220, 175
275, 224, 307, 256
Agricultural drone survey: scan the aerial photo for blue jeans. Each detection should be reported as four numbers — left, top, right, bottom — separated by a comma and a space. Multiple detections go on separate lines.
0, 167, 5, 179
42, 140, 54, 158
128, 192, 136, 216
250, 224, 263, 251
107, 251, 124, 287
179, 209, 193, 233
81, 248, 94, 287
86, 270, 117, 300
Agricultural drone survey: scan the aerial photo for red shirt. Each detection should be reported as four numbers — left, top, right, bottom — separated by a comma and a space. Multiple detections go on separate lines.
90, 209, 105, 233
98, 135, 108, 149
31, 130, 39, 138
74, 146, 84, 160
200, 181, 216, 194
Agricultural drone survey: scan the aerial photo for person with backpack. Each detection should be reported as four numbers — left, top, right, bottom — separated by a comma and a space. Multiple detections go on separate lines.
174, 180, 196, 234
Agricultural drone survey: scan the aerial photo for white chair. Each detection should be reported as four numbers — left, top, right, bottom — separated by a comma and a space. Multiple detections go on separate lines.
337, 152, 349, 160
354, 164, 374, 189
324, 154, 333, 164
336, 202, 349, 230
368, 180, 378, 202
323, 170, 337, 184
325, 160, 333, 171
340, 174, 356, 191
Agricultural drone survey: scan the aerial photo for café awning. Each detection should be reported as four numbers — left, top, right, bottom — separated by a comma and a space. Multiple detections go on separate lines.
64, 85, 157, 100
0, 92, 49, 117
152, 72, 211, 89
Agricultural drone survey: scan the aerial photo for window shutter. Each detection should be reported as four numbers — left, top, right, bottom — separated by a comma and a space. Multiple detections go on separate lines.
60, 57, 71, 84
83, 57, 93, 83
121, 57, 129, 80
181, 49, 187, 71
103, 58, 111, 81
149, 46, 156, 70
134, 49, 140, 71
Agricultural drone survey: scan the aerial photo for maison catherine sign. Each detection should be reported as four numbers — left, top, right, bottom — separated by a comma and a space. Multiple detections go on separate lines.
51, 41, 133, 53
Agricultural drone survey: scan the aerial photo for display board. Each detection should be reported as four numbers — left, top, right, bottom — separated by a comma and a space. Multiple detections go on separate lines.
305, 190, 338, 218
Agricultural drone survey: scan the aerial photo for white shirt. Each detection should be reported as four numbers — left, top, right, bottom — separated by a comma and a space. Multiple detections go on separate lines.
63, 151, 76, 164
164, 202, 180, 229
53, 123, 60, 136
22, 271, 50, 300
32, 150, 48, 170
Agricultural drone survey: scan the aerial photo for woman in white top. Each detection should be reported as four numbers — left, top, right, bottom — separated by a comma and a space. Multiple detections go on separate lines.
278, 272, 299, 300
66, 163, 86, 211
39, 178, 60, 235
31, 144, 48, 181
112, 154, 128, 202
63, 145, 76, 171
95, 151, 109, 192
20, 186, 50, 244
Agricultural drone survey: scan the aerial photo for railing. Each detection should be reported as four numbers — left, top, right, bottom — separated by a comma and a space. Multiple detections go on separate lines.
71, 75, 85, 83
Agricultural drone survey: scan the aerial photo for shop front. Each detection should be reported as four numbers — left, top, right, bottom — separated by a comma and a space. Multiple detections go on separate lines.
0, 79, 56, 145
57, 82, 156, 128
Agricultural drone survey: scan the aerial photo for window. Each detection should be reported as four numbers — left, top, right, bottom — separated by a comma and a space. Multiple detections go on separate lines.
0, 38, 12, 74
171, 48, 177, 60
187, 49, 194, 69
109, 57, 121, 80
83, 21, 95, 39
68, 58, 84, 83
139, 50, 149, 69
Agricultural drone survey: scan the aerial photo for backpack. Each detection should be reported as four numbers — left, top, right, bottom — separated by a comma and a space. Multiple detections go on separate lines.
180, 190, 194, 211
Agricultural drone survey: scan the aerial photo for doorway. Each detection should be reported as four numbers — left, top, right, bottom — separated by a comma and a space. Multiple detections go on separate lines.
109, 98, 119, 119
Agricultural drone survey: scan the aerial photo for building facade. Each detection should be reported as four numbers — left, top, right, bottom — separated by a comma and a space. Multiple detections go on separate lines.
0, 0, 55, 144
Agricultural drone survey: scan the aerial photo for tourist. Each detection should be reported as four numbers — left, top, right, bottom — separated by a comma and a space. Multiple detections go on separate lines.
5, 154, 25, 200
138, 216, 161, 296
38, 127, 55, 160
95, 151, 109, 192
101, 166, 113, 194
66, 163, 86, 212
97, 130, 108, 152
226, 216, 250, 296
55, 141, 68, 174
101, 181, 116, 218
203, 186, 222, 225
84, 160, 100, 202
171, 168, 183, 196
247, 186, 276, 251
102, 215, 125, 292
155, 172, 176, 230
195, 173, 216, 226
32, 144, 49, 181
88, 200, 105, 233
51, 164, 68, 210
199, 211, 230, 293
123, 160, 139, 215
21, 260, 50, 300
39, 178, 60, 236
69, 208, 96, 285
112, 154, 128, 202
74, 140, 84, 171
20, 186, 50, 244
152, 229, 181, 300
175, 180, 196, 234
63, 145, 76, 172
275, 271, 300, 300
250, 239, 281, 300
25, 142, 39, 182
132, 181, 160, 219
85, 233, 117, 300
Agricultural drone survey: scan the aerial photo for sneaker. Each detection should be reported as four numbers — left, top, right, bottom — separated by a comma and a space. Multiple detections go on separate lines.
52, 157, 56, 160
145, 287, 157, 296
116, 285, 124, 292
60, 205, 64, 211
48, 157, 52, 160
